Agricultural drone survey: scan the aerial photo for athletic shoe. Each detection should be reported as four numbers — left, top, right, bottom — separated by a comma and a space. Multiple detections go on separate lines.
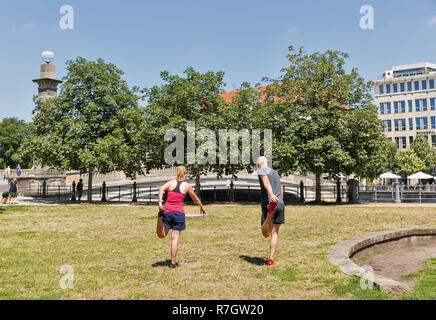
158, 210, 165, 218
267, 259, 275, 267
169, 263, 177, 269
267, 201, 277, 214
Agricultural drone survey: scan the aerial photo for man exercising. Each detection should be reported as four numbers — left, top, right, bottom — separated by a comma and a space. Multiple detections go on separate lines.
257, 156, 284, 267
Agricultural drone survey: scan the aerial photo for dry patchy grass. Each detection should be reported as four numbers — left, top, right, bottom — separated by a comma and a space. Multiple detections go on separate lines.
0, 204, 435, 300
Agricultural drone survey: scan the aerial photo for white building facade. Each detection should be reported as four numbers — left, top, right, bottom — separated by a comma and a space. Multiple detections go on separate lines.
374, 62, 436, 149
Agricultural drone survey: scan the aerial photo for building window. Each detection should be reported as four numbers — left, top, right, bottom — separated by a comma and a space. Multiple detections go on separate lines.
408, 100, 413, 112
384, 120, 392, 132
410, 136, 414, 147
409, 118, 414, 131
396, 137, 407, 150
415, 81, 420, 91
407, 82, 412, 91
432, 135, 436, 147
386, 102, 391, 114
394, 119, 400, 131
422, 80, 427, 90
393, 83, 398, 93
394, 102, 399, 114
432, 116, 436, 129
431, 98, 435, 111
416, 99, 421, 112
423, 99, 428, 111
423, 117, 428, 130
416, 118, 422, 130
401, 119, 406, 131
386, 84, 391, 94
401, 101, 405, 113
400, 83, 405, 92
430, 79, 435, 89
380, 103, 385, 115
379, 85, 384, 94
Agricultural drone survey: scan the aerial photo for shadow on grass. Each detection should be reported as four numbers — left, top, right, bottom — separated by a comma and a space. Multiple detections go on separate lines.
151, 260, 172, 268
239, 255, 268, 266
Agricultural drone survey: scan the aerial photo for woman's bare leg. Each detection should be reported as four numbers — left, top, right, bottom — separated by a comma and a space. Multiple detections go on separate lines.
171, 230, 181, 265
156, 216, 169, 239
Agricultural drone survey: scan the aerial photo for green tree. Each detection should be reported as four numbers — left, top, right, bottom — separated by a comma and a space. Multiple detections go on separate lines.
0, 117, 32, 169
142, 68, 256, 195
395, 149, 425, 177
22, 57, 144, 202
264, 46, 382, 202
411, 135, 436, 175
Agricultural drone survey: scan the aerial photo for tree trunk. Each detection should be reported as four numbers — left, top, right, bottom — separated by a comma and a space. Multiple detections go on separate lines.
315, 171, 322, 203
87, 169, 93, 203
195, 172, 201, 200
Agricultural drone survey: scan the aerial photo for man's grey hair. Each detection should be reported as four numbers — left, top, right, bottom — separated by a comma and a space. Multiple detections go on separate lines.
256, 156, 268, 166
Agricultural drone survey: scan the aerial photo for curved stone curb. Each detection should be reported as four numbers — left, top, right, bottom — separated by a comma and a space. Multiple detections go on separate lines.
327, 228, 436, 296
185, 214, 214, 219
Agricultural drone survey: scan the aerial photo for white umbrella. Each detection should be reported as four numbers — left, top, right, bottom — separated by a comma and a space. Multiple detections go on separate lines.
379, 172, 401, 179
408, 172, 433, 180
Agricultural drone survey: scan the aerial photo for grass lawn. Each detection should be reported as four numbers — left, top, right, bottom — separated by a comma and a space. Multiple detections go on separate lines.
0, 204, 435, 300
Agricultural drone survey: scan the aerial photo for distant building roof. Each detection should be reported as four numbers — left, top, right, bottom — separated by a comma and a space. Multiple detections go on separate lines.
219, 86, 350, 110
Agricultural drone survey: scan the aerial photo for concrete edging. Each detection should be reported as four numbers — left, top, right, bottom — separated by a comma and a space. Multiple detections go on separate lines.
327, 228, 436, 295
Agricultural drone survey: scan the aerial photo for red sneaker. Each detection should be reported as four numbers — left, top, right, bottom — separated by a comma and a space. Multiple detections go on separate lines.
267, 259, 275, 267
267, 201, 277, 214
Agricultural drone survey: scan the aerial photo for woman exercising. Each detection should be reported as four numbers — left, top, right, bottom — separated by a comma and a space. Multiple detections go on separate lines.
156, 166, 206, 269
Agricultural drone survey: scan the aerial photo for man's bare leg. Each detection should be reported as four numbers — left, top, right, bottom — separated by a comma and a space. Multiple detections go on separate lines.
261, 213, 274, 238
171, 230, 181, 265
156, 216, 169, 239
269, 224, 280, 261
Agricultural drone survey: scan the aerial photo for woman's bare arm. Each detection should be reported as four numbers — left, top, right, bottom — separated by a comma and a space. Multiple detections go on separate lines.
158, 181, 173, 211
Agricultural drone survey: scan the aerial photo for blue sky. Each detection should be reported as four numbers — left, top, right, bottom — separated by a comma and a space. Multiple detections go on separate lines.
1, 0, 436, 121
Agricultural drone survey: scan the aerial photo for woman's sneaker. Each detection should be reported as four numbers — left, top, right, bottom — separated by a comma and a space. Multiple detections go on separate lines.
267, 259, 275, 267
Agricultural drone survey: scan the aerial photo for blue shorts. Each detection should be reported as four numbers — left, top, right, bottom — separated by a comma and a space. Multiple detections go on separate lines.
162, 211, 186, 231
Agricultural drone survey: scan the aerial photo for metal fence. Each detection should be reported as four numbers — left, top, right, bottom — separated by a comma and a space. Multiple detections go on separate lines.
359, 184, 436, 203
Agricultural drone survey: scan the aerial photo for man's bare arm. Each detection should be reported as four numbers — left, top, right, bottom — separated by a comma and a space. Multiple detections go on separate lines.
261, 176, 279, 203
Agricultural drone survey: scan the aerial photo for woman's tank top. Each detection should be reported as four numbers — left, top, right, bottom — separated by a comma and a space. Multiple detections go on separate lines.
165, 180, 186, 214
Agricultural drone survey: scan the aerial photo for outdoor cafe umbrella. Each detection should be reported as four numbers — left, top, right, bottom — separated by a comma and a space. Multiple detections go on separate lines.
407, 172, 433, 180
379, 172, 401, 179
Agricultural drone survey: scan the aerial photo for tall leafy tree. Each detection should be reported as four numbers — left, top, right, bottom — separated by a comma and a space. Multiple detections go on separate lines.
411, 135, 436, 175
142, 68, 256, 194
0, 118, 32, 169
22, 57, 144, 201
395, 148, 425, 177
264, 46, 383, 202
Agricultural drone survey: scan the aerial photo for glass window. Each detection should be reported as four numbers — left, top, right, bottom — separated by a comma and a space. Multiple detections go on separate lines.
430, 79, 435, 89
384, 120, 391, 132
410, 136, 414, 147
386, 102, 391, 114
422, 80, 427, 90
380, 103, 385, 115
394, 101, 399, 113
409, 118, 414, 131
386, 84, 391, 93
432, 116, 436, 129
416, 118, 422, 130
432, 135, 436, 148
393, 83, 398, 93
408, 100, 413, 112
423, 117, 428, 130
396, 137, 407, 150
431, 98, 435, 111
415, 81, 420, 91
400, 83, 405, 92
401, 119, 406, 131
407, 82, 412, 91
423, 99, 428, 111
416, 99, 421, 112
379, 85, 384, 94
394, 119, 400, 131
401, 101, 406, 113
